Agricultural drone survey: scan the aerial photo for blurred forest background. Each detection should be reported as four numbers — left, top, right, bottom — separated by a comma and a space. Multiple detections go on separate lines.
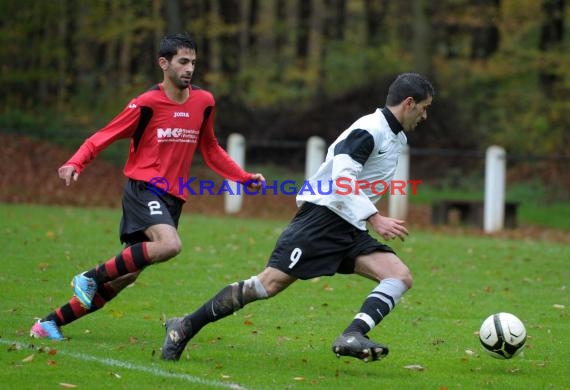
0, 0, 569, 215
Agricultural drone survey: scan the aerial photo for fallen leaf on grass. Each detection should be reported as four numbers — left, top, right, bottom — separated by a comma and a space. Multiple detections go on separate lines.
22, 354, 34, 363
38, 346, 53, 353
37, 262, 50, 271
293, 377, 305, 381
553, 304, 565, 309
59, 383, 77, 388
7, 343, 23, 352
404, 364, 425, 371
47, 360, 57, 366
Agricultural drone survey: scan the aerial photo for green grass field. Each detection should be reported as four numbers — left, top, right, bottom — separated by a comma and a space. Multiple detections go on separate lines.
1, 203, 569, 389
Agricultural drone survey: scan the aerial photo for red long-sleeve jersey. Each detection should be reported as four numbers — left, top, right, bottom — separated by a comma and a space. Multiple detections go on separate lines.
65, 84, 253, 201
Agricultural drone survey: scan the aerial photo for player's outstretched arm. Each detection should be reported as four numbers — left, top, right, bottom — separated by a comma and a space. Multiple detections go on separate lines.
58, 165, 79, 186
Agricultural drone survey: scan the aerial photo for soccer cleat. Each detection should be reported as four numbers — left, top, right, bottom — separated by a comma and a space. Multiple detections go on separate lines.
332, 332, 389, 362
71, 272, 97, 309
30, 320, 65, 341
161, 317, 191, 361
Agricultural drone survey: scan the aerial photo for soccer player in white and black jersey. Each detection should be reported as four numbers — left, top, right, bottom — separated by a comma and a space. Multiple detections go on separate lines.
29, 33, 264, 341
162, 73, 435, 362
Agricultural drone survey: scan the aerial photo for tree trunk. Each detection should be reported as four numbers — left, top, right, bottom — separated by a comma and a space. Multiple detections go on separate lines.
165, 0, 183, 35
218, 0, 241, 77
75, 2, 94, 96
312, 0, 329, 99
296, 0, 312, 65
470, 0, 500, 60
255, 1, 276, 63
365, 0, 389, 46
152, 0, 163, 81
539, 0, 565, 95
412, 0, 432, 75
56, 0, 69, 109
119, 0, 133, 86
244, 0, 259, 49
198, 0, 213, 78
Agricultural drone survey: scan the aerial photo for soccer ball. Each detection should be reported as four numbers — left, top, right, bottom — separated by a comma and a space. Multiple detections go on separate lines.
479, 312, 527, 359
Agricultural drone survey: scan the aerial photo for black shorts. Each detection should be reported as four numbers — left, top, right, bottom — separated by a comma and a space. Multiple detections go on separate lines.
267, 202, 395, 280
119, 179, 184, 244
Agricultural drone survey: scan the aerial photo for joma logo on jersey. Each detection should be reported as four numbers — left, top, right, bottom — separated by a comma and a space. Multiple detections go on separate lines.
173, 112, 190, 118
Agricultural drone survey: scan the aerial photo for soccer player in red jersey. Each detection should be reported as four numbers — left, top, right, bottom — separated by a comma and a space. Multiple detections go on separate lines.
30, 33, 264, 340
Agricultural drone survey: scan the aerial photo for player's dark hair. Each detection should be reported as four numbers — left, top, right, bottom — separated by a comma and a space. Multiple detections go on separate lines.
158, 33, 197, 61
385, 73, 435, 106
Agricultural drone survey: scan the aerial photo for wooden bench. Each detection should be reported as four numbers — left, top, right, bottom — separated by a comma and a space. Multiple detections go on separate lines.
431, 199, 520, 229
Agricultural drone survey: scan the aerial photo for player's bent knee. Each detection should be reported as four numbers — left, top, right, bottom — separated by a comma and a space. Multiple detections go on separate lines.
401, 272, 413, 290
167, 240, 182, 257
387, 257, 412, 289
396, 263, 413, 289
158, 238, 182, 260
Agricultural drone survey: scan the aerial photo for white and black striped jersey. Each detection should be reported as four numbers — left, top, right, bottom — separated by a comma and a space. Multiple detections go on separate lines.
296, 107, 406, 230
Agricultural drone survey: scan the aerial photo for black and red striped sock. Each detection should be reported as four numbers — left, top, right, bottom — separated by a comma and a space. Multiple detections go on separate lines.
43, 282, 119, 326
84, 242, 150, 284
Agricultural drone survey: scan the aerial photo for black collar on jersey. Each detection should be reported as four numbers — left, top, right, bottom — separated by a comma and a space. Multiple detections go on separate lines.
381, 107, 403, 135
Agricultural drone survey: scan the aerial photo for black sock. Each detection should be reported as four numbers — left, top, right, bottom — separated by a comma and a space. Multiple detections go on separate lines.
343, 295, 392, 335
183, 282, 244, 335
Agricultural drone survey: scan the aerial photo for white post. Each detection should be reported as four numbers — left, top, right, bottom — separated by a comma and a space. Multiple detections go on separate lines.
484, 145, 506, 232
305, 136, 326, 179
224, 133, 246, 214
389, 145, 409, 220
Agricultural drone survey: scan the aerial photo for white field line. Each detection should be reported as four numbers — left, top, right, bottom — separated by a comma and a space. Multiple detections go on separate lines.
0, 339, 248, 389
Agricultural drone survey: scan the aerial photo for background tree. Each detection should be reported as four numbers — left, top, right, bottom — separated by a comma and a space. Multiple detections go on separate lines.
0, 0, 568, 162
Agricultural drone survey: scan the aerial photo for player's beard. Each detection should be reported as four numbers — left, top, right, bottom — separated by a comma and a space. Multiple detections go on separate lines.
176, 74, 192, 90
168, 70, 192, 90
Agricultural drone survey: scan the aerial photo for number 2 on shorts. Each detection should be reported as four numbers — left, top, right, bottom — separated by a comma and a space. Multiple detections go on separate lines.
289, 247, 303, 269
148, 200, 163, 215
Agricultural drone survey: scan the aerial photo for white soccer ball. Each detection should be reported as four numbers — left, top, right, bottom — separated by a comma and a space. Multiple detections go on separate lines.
479, 312, 527, 359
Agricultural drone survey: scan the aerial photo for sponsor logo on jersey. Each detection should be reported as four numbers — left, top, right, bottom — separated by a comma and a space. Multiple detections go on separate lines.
157, 127, 199, 143
173, 111, 190, 118
128, 103, 137, 109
